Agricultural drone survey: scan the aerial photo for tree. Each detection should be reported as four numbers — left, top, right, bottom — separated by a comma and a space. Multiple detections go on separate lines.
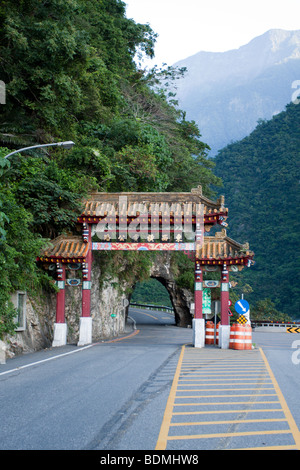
0, 152, 51, 337
214, 102, 300, 317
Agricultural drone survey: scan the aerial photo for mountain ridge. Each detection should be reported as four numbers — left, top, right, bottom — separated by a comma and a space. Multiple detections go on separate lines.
173, 29, 300, 155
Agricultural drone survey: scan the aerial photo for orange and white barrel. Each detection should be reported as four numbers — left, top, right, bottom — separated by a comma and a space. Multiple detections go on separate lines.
205, 321, 214, 345
244, 324, 252, 350
234, 324, 246, 350
229, 323, 237, 349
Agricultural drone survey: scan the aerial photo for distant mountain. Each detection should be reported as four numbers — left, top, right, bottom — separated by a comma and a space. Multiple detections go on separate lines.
213, 101, 300, 318
174, 29, 300, 155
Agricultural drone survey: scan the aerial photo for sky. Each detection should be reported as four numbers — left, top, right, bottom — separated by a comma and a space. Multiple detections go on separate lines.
124, 0, 300, 67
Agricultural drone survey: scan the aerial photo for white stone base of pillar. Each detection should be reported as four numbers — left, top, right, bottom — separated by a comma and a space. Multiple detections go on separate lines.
219, 325, 231, 349
78, 317, 93, 346
193, 318, 205, 348
0, 340, 7, 364
52, 323, 67, 347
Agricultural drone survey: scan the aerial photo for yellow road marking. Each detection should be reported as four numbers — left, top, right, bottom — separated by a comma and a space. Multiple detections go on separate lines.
259, 347, 300, 450
178, 387, 274, 391
167, 429, 292, 441
155, 346, 300, 450
105, 330, 140, 343
178, 377, 272, 387
175, 394, 277, 398
173, 408, 283, 415
174, 401, 280, 406
138, 312, 159, 320
155, 345, 186, 450
170, 418, 287, 426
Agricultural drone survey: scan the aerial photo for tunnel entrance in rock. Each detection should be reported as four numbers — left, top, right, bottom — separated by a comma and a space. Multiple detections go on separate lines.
131, 278, 172, 309
128, 256, 194, 328
129, 277, 176, 326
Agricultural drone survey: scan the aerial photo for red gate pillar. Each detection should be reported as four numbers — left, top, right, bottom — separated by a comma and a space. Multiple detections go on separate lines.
193, 260, 205, 348
219, 262, 230, 348
81, 247, 92, 317
79, 224, 93, 345
194, 260, 203, 319
52, 263, 67, 347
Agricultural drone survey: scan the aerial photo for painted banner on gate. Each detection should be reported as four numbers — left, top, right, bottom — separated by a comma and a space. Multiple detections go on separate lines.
92, 242, 195, 251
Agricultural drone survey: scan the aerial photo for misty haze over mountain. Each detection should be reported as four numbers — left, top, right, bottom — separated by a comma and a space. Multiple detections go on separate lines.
173, 29, 300, 155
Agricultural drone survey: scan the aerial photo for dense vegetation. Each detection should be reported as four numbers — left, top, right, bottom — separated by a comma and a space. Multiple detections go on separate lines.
131, 278, 172, 308
0, 0, 221, 337
214, 102, 300, 319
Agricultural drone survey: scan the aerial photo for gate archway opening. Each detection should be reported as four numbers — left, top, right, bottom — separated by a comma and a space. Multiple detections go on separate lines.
131, 278, 173, 310
129, 277, 175, 326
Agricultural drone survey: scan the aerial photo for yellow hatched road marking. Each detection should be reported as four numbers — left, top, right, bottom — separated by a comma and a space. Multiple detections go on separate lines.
167, 429, 292, 441
176, 390, 276, 398
178, 379, 273, 383
155, 345, 300, 450
173, 408, 283, 415
174, 401, 280, 406
181, 366, 265, 369
259, 347, 300, 450
179, 373, 270, 376
155, 344, 185, 451
178, 387, 275, 391
170, 418, 287, 426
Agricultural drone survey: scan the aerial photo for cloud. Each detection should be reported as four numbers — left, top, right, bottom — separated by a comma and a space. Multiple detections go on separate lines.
125, 0, 300, 65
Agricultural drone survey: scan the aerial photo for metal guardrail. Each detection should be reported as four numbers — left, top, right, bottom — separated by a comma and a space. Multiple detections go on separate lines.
130, 302, 174, 313
251, 321, 300, 328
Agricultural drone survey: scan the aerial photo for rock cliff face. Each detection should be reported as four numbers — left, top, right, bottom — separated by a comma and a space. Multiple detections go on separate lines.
4, 253, 193, 358
5, 295, 53, 358
174, 29, 300, 155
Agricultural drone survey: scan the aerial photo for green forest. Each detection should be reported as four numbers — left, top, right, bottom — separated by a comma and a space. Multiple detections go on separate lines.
214, 102, 300, 320
0, 0, 298, 338
131, 278, 172, 308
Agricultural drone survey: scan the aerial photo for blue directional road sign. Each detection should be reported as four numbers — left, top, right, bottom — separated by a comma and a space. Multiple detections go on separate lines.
235, 299, 249, 315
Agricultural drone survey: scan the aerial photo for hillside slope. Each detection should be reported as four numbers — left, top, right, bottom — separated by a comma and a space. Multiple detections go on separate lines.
214, 101, 300, 317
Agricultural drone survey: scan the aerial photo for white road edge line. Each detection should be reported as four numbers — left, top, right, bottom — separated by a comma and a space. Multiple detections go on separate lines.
0, 344, 95, 377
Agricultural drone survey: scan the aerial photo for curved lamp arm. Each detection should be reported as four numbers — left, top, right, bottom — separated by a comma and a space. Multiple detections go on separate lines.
3, 141, 75, 159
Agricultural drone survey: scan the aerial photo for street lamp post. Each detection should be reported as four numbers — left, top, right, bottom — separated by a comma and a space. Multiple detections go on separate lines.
3, 141, 75, 159
1, 140, 75, 350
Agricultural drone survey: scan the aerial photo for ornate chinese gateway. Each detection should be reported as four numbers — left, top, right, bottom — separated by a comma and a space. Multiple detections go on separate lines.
37, 185, 254, 348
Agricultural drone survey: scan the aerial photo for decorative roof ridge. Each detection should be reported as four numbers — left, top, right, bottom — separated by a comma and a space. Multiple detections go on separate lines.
85, 185, 225, 204
38, 233, 89, 261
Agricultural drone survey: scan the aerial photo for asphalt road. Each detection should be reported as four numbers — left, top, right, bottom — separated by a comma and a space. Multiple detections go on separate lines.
0, 308, 188, 451
0, 309, 299, 453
